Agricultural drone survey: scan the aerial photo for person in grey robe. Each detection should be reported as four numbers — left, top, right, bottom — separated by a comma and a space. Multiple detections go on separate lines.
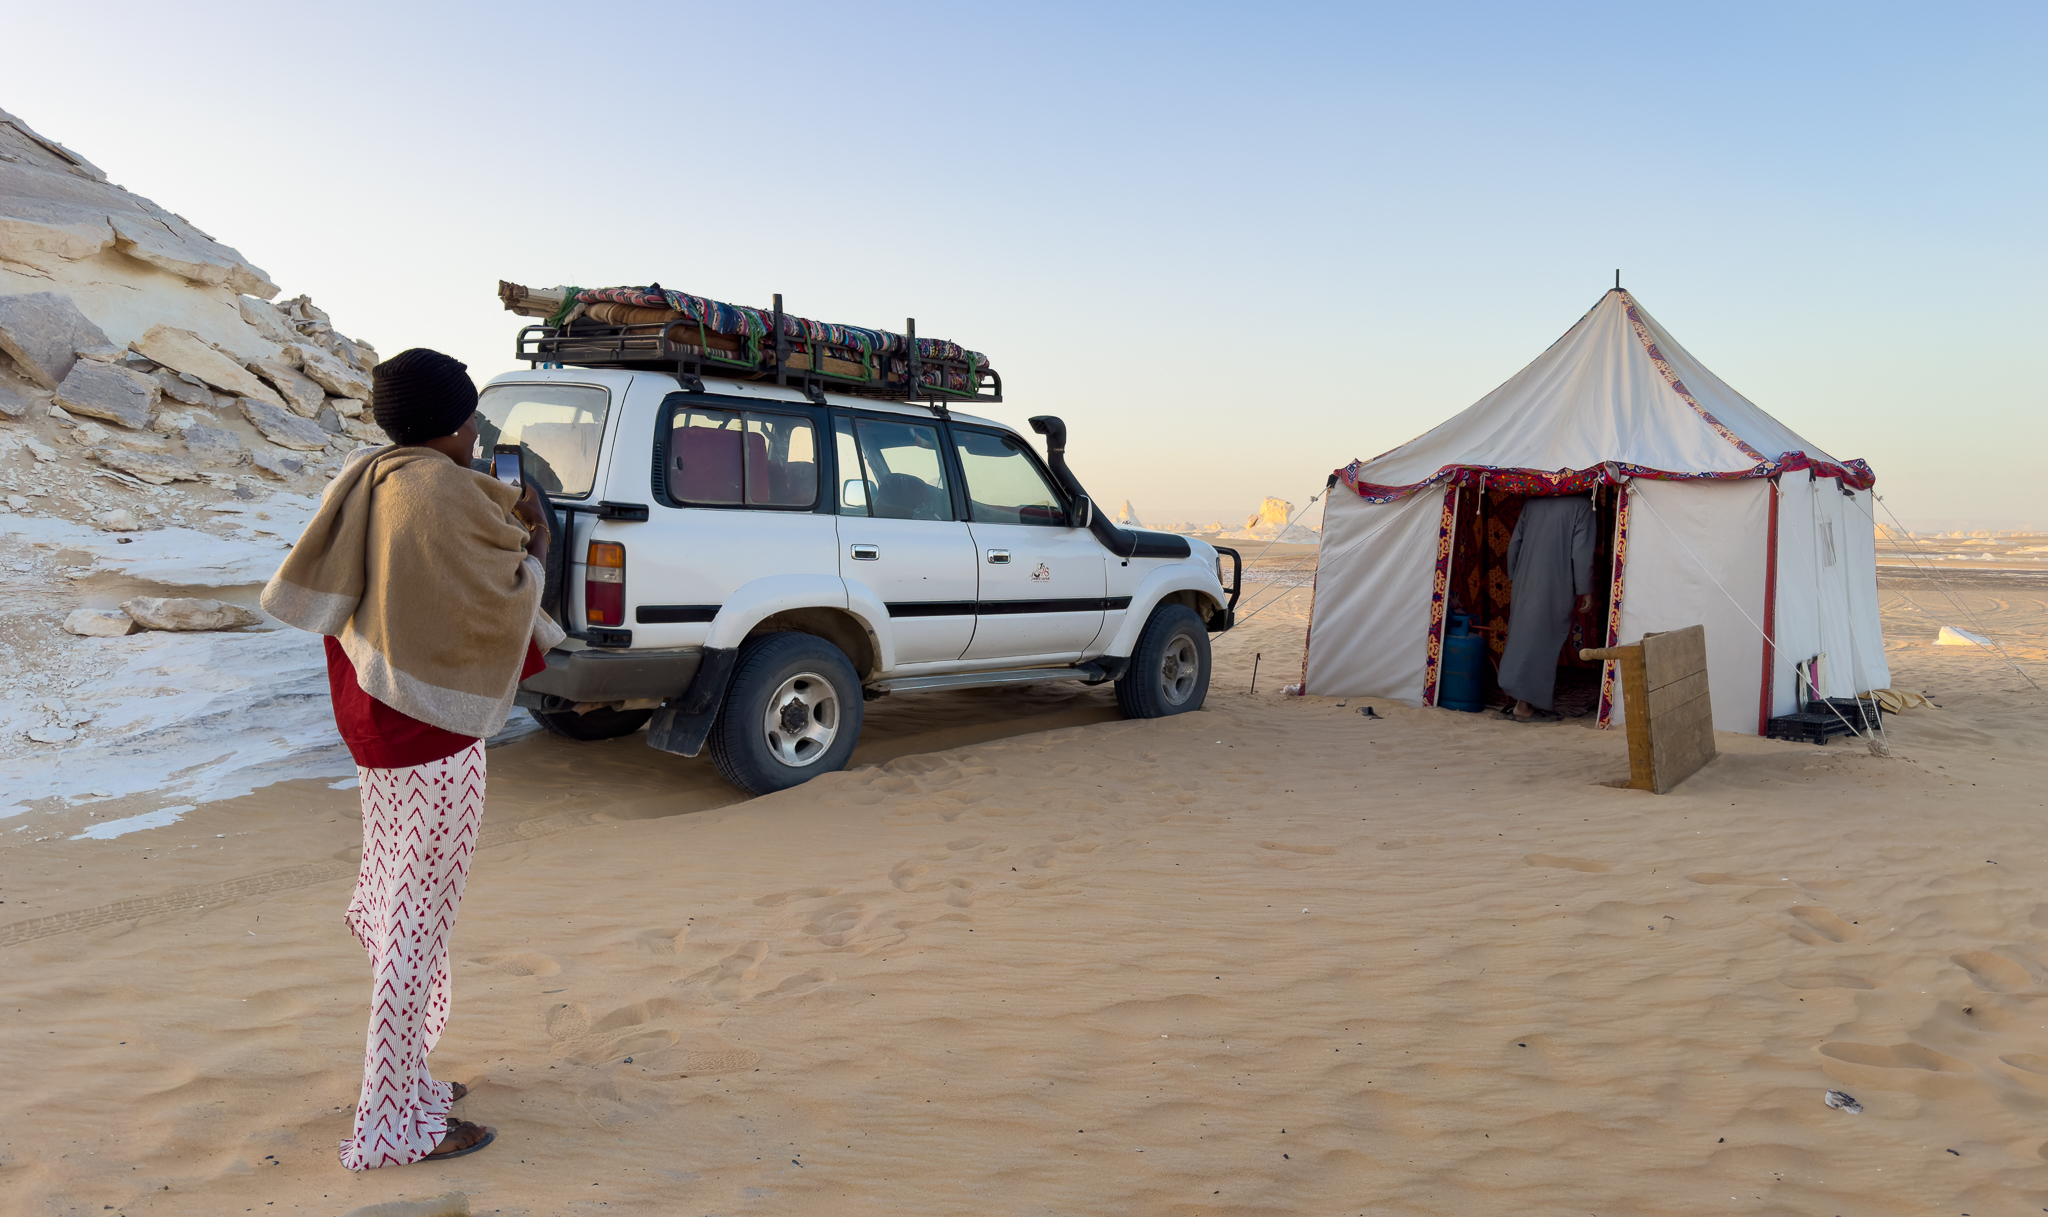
1499, 494, 1598, 719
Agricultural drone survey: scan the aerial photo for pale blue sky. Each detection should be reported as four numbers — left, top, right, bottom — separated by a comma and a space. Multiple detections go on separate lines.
10, 2, 2042, 528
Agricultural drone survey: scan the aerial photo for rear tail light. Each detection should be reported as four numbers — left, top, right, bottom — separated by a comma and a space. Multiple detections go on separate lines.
585, 541, 625, 626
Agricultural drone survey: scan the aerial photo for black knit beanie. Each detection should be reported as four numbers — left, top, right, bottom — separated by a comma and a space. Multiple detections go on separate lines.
371, 348, 478, 445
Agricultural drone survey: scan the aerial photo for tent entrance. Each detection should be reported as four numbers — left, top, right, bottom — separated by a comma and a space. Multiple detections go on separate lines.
1445, 485, 1619, 718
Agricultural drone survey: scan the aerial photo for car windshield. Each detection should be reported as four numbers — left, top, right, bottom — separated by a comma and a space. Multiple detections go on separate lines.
475, 383, 610, 498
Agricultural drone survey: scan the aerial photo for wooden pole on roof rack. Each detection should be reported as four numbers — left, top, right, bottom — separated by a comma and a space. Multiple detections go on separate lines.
906, 317, 920, 402
772, 293, 787, 385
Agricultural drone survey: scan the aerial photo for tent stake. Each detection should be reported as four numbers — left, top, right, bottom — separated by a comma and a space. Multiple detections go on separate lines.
1250, 652, 1261, 695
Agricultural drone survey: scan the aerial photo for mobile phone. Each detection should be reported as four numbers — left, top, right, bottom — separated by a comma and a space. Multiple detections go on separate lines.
491, 443, 524, 488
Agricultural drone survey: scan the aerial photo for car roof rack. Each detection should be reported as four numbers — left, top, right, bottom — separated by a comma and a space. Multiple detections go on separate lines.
503, 283, 1000, 405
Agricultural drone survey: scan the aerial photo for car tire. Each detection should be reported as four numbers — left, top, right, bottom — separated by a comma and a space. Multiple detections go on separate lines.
708, 632, 864, 796
1116, 603, 1212, 719
529, 706, 654, 741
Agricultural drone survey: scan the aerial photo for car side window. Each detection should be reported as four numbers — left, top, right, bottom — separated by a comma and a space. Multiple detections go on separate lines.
840, 417, 954, 522
669, 406, 816, 508
953, 428, 1066, 525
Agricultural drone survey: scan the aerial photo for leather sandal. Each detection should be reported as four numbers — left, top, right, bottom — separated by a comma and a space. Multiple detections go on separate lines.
427, 1119, 495, 1160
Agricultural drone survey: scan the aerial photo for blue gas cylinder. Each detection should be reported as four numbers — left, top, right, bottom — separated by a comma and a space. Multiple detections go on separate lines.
1439, 612, 1486, 713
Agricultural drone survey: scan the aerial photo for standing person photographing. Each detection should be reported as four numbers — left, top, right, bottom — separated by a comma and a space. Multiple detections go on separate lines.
263, 348, 562, 1169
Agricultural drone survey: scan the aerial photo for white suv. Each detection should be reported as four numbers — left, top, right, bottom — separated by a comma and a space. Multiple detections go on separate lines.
477, 368, 1240, 795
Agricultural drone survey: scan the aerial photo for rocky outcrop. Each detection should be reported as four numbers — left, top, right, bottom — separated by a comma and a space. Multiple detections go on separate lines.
63, 608, 141, 637
53, 359, 158, 429
0, 291, 119, 389
239, 398, 332, 451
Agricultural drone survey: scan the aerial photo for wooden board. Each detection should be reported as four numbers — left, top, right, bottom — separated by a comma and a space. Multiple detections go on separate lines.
1581, 624, 1716, 794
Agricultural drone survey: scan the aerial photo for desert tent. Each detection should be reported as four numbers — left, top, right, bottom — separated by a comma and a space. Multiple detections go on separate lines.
1303, 288, 1885, 733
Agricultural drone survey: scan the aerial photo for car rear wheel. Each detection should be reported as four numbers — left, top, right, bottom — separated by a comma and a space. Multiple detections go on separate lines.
529, 705, 654, 740
1116, 603, 1211, 718
708, 632, 864, 795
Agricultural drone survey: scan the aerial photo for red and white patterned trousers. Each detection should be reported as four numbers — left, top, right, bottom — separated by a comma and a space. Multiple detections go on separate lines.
337, 742, 485, 1170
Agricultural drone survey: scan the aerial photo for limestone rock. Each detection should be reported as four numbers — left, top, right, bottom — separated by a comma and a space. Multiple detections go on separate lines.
25, 436, 57, 462
26, 726, 77, 744
295, 343, 373, 400
114, 431, 170, 452
237, 295, 299, 347
0, 379, 30, 418
67, 419, 110, 446
106, 212, 278, 297
250, 448, 305, 479
94, 508, 140, 530
63, 608, 140, 636
150, 368, 213, 408
329, 395, 364, 418
121, 595, 261, 631
183, 424, 243, 465
131, 325, 285, 408
341, 415, 389, 444
250, 359, 325, 417
53, 359, 158, 429
0, 291, 118, 389
96, 447, 199, 484
316, 404, 344, 434
239, 397, 330, 450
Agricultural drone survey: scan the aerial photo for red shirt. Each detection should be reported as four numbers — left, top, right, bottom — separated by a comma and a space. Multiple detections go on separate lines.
325, 635, 547, 769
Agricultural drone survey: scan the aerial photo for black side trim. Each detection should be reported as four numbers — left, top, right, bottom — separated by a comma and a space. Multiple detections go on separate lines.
886, 600, 978, 618
586, 627, 633, 648
886, 598, 1132, 618
636, 604, 721, 624
645, 645, 740, 758
976, 597, 1131, 615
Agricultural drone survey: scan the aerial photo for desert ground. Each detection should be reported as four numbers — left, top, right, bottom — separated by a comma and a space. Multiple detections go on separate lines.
3, 561, 2047, 1217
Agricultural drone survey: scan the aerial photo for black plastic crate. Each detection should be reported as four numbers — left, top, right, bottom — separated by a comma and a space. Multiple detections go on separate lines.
1765, 696, 1886, 746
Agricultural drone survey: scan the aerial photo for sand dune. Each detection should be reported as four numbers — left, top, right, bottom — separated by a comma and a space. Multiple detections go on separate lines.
4, 576, 2047, 1215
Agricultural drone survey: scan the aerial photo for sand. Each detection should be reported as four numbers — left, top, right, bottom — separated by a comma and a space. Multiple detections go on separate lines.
4, 571, 2047, 1216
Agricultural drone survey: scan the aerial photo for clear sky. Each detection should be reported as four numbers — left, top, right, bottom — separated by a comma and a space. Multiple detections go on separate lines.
9, 1, 2043, 530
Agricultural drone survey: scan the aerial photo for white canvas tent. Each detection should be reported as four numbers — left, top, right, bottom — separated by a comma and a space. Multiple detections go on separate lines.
1304, 288, 1886, 733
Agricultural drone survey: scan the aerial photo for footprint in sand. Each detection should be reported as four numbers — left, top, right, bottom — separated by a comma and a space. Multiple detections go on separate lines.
473, 952, 560, 977
1262, 841, 1339, 855
753, 886, 842, 908
1523, 854, 1609, 873
546, 1002, 590, 1040
1783, 906, 1857, 946
1953, 950, 2034, 991
634, 927, 686, 955
1819, 1041, 1971, 1073
1779, 973, 1876, 990
2000, 1054, 2048, 1076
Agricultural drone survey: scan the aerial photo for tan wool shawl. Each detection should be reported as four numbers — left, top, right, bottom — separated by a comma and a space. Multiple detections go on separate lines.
263, 446, 566, 739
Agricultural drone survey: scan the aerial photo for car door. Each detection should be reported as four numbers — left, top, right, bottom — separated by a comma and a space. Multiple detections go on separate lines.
952, 425, 1107, 661
833, 413, 979, 666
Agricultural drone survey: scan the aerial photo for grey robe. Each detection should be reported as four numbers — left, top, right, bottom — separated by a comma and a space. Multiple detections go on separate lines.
1499, 495, 1597, 711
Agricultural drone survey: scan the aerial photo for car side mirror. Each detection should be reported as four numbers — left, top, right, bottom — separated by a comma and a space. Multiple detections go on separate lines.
1071, 496, 1092, 529
842, 478, 868, 509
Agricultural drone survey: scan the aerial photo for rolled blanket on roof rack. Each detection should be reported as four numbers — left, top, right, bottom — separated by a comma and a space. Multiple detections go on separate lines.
500, 280, 993, 399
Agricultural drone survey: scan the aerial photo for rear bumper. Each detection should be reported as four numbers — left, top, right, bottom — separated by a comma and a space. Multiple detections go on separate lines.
515, 645, 703, 710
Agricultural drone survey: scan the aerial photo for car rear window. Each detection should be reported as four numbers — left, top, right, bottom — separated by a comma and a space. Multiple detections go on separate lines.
669, 407, 817, 508
476, 383, 609, 498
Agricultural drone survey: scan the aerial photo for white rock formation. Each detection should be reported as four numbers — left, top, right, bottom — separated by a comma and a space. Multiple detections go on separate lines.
63, 607, 141, 636
120, 596, 263, 631
1114, 500, 1144, 528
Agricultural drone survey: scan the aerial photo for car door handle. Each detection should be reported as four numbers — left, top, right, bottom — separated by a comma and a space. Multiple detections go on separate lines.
850, 544, 880, 561
986, 549, 1010, 564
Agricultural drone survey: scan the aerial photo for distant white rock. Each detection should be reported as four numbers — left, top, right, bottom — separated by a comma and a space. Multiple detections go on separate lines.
1114, 500, 1144, 528
1936, 625, 1991, 647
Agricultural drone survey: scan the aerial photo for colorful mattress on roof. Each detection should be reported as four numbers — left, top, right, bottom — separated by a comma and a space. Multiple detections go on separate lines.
556, 286, 983, 367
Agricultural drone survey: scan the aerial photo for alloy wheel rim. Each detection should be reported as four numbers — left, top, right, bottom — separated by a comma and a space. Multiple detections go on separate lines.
1159, 634, 1199, 705
762, 672, 840, 767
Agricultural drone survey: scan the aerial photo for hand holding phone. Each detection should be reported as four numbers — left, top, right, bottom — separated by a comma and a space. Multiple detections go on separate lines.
491, 443, 524, 488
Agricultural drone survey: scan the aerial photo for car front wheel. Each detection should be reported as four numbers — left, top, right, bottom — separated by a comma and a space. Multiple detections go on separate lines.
1116, 603, 1211, 718
708, 632, 864, 795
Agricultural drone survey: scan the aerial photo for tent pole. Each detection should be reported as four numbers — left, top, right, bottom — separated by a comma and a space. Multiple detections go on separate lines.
1757, 477, 1782, 733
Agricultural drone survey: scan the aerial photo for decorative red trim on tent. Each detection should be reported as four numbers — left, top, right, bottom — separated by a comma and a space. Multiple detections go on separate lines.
1333, 453, 1875, 505
1758, 478, 1781, 734
1419, 486, 1459, 707
1596, 484, 1631, 730
1619, 294, 1769, 464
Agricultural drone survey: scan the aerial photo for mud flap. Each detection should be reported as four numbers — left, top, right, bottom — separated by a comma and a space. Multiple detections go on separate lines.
645, 646, 738, 757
